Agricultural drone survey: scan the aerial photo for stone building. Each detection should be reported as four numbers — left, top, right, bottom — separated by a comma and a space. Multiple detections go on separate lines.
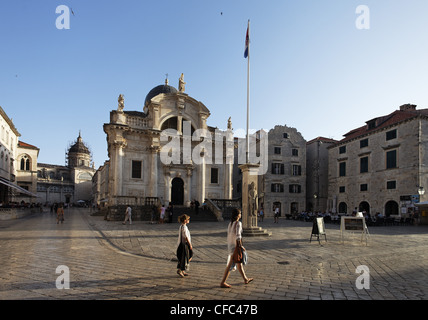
327, 104, 428, 218
257, 125, 306, 218
15, 141, 39, 203
0, 106, 36, 204
306, 137, 337, 213
35, 132, 96, 205
99, 75, 233, 220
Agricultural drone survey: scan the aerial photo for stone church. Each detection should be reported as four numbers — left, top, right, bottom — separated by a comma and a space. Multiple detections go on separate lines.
98, 75, 233, 219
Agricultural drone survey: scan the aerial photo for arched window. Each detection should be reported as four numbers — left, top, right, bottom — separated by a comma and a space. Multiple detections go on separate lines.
20, 155, 31, 171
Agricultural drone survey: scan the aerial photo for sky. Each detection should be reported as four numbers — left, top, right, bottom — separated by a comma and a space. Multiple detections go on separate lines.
2, 0, 428, 168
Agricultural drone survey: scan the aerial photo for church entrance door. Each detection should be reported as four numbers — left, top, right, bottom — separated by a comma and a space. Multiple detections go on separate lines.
171, 177, 184, 205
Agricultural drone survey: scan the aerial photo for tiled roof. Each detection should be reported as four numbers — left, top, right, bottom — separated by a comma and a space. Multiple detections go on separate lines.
336, 106, 428, 144
18, 141, 39, 150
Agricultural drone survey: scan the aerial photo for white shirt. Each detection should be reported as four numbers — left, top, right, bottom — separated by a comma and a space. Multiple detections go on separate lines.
227, 221, 242, 254
177, 224, 191, 247
126, 206, 132, 215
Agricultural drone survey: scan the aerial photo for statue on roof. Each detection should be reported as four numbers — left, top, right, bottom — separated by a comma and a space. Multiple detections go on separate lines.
118, 94, 124, 111
178, 73, 186, 92
227, 117, 232, 130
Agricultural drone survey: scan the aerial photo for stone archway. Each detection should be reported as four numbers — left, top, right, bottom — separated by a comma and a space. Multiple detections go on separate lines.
359, 201, 370, 215
385, 200, 399, 217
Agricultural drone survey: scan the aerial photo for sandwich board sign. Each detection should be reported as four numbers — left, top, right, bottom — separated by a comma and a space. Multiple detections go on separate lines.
340, 216, 369, 245
310, 217, 327, 244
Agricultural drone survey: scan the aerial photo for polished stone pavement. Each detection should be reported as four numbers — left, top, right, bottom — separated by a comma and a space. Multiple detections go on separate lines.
0, 207, 427, 302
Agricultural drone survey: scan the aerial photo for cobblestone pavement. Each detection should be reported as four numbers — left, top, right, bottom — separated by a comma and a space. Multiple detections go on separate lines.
1, 208, 427, 302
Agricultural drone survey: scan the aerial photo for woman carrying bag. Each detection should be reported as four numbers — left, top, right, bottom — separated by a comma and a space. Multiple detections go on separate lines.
176, 214, 193, 277
220, 208, 253, 288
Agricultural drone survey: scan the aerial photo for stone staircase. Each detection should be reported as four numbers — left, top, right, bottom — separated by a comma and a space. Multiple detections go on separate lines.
171, 205, 218, 222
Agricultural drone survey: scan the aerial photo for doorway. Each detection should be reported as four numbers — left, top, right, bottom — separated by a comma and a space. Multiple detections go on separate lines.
171, 177, 184, 205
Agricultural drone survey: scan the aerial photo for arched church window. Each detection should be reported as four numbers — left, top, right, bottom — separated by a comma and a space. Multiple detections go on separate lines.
20, 155, 31, 171
161, 117, 178, 131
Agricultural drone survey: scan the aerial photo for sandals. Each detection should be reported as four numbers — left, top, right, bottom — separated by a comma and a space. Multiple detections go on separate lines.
245, 278, 254, 284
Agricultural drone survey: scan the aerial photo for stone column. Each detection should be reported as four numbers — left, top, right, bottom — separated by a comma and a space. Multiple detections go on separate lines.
165, 170, 172, 205
186, 167, 192, 205
199, 155, 206, 203
239, 163, 271, 237
149, 146, 160, 198
112, 139, 127, 203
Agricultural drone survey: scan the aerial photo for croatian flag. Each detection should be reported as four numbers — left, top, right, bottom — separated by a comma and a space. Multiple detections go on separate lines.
244, 21, 249, 58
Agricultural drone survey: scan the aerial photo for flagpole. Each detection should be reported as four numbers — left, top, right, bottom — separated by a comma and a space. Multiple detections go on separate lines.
246, 19, 250, 164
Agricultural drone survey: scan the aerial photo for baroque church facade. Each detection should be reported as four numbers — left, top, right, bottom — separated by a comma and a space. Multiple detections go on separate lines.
97, 75, 233, 219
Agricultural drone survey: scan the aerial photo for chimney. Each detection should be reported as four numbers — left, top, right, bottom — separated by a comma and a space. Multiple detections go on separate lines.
400, 104, 417, 111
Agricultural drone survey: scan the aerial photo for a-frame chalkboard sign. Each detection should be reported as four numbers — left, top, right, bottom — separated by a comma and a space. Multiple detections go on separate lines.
310, 217, 327, 244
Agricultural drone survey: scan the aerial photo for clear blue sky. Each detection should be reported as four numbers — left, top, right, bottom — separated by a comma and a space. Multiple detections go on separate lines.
2, 0, 428, 168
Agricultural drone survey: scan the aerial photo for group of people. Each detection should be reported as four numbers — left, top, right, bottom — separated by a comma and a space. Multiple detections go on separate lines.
120, 203, 254, 288
122, 203, 175, 225
176, 208, 253, 288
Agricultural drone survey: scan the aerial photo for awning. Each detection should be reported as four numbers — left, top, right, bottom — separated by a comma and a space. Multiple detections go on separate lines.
0, 177, 38, 197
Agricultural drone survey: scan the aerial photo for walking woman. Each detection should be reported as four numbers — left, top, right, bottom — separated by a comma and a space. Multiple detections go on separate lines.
176, 214, 193, 277
220, 208, 253, 288
56, 203, 64, 224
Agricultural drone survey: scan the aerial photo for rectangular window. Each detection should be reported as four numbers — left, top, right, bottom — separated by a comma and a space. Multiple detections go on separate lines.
289, 184, 301, 193
360, 156, 368, 173
339, 145, 346, 154
292, 148, 298, 156
271, 163, 284, 174
292, 165, 302, 176
211, 168, 219, 184
274, 147, 281, 154
387, 181, 396, 189
360, 138, 368, 148
386, 150, 397, 169
339, 162, 346, 177
339, 186, 345, 193
271, 183, 284, 193
386, 129, 397, 141
131, 160, 142, 179
360, 184, 368, 191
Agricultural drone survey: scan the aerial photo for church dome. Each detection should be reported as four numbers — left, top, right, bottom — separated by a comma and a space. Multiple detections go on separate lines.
144, 82, 177, 106
68, 133, 90, 155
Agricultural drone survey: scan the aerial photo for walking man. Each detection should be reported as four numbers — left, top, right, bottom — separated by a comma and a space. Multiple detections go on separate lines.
123, 205, 132, 225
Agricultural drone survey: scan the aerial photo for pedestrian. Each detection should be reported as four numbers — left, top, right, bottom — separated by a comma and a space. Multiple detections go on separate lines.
259, 208, 264, 222
167, 202, 174, 223
160, 205, 166, 224
176, 214, 193, 277
151, 204, 157, 224
274, 206, 279, 223
122, 205, 132, 225
194, 199, 200, 215
220, 208, 253, 288
56, 203, 64, 224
